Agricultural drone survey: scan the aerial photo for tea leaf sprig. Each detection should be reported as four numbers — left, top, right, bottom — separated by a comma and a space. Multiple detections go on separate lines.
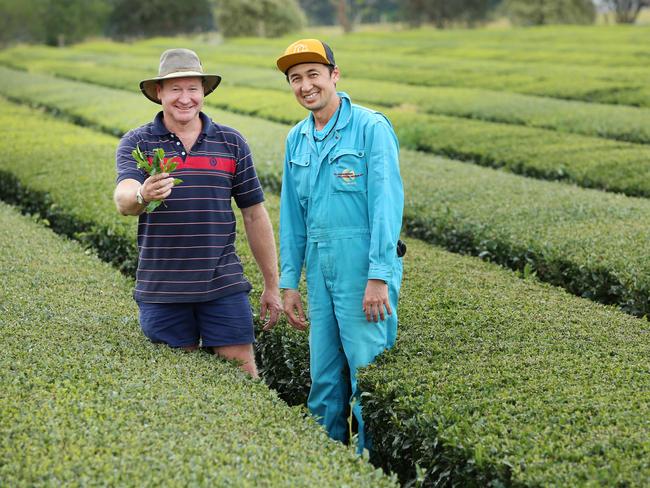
132, 145, 183, 213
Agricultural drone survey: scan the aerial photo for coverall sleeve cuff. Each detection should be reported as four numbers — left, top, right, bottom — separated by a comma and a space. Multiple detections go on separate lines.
368, 265, 392, 283
279, 274, 300, 290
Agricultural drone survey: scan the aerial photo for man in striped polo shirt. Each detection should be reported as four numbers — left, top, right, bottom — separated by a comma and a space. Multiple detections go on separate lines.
114, 48, 281, 378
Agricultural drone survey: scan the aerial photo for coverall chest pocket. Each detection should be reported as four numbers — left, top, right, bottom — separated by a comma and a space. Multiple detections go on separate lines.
289, 154, 311, 200
330, 149, 367, 193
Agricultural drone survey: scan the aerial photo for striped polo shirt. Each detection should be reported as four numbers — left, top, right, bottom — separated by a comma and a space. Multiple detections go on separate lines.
116, 111, 265, 303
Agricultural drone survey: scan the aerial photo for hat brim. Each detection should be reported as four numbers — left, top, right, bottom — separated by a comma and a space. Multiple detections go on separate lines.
139, 72, 222, 104
276, 52, 332, 74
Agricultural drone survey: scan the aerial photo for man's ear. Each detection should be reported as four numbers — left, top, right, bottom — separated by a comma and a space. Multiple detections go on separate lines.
331, 66, 341, 84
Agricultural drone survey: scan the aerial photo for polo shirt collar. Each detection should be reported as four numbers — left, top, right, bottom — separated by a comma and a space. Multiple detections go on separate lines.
151, 111, 216, 137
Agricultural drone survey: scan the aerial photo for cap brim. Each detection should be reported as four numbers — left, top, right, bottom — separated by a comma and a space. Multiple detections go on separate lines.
276, 52, 332, 74
139, 72, 222, 104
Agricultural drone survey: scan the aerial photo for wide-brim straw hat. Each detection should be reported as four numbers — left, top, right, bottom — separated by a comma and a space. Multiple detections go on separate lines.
140, 48, 221, 104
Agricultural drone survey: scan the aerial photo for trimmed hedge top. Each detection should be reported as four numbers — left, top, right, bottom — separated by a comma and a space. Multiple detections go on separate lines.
0, 202, 394, 487
1, 96, 649, 485
358, 235, 650, 487
3, 79, 650, 319
4, 61, 650, 199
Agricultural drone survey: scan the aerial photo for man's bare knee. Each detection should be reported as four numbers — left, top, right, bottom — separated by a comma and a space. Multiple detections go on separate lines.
212, 344, 258, 378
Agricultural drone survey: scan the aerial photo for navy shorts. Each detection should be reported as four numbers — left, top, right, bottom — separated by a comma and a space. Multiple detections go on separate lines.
137, 291, 255, 348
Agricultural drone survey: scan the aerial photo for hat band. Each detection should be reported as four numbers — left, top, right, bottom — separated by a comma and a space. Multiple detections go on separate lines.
159, 67, 204, 77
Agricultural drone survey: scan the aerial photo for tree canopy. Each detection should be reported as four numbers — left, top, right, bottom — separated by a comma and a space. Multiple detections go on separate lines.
504, 0, 596, 25
216, 0, 306, 38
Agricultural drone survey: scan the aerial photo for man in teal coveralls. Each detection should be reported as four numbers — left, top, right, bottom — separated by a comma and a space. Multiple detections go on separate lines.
276, 39, 404, 453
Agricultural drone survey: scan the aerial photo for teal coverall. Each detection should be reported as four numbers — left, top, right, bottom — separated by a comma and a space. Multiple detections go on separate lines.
279, 92, 404, 452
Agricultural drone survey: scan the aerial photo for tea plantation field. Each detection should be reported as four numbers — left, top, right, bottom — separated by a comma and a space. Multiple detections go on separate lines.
1, 25, 649, 487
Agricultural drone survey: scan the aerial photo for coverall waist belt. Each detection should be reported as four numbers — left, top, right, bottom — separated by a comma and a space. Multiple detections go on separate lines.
307, 227, 370, 242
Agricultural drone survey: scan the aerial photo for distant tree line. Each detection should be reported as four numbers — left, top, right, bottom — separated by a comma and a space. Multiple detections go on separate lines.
503, 0, 596, 25
596, 0, 650, 22
0, 0, 646, 47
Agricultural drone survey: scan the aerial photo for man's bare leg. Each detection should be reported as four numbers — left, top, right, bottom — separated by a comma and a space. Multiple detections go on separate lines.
213, 344, 259, 378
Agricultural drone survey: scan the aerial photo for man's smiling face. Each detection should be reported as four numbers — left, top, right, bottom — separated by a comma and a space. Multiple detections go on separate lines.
157, 77, 204, 126
287, 63, 340, 114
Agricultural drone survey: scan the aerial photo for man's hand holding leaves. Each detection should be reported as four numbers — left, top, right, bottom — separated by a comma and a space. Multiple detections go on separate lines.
132, 145, 183, 213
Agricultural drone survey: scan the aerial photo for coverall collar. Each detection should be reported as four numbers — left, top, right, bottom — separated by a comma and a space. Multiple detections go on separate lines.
300, 92, 352, 138
300, 92, 352, 162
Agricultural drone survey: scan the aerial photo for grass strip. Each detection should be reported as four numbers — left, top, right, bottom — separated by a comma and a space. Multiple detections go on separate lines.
0, 202, 393, 486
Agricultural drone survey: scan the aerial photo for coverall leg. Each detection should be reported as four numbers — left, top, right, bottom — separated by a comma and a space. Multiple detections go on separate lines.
306, 236, 402, 453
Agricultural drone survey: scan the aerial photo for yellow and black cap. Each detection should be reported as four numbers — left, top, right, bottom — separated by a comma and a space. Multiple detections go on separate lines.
276, 39, 336, 74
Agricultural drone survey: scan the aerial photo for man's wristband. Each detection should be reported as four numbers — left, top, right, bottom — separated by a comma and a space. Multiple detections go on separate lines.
136, 185, 148, 205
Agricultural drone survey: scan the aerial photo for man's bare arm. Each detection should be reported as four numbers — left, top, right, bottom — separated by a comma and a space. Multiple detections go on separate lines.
240, 202, 282, 329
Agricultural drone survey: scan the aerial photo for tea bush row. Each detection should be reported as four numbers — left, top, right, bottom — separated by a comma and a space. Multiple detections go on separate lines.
311, 25, 650, 69
216, 64, 650, 145
3, 78, 650, 318
3, 66, 650, 199
0, 202, 394, 487
358, 234, 650, 486
112, 35, 650, 108
2, 110, 649, 486
5, 45, 650, 145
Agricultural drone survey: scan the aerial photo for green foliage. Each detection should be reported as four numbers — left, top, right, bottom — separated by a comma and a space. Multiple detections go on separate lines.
298, 0, 337, 25
2, 106, 649, 484
216, 0, 306, 38
255, 322, 311, 406
600, 0, 650, 23
2, 82, 650, 486
131, 145, 183, 213
0, 202, 395, 486
5, 29, 650, 108
4, 69, 650, 320
388, 109, 650, 197
400, 0, 495, 27
0, 0, 110, 46
504, 0, 596, 25
4, 64, 650, 200
358, 237, 650, 486
106, 0, 214, 40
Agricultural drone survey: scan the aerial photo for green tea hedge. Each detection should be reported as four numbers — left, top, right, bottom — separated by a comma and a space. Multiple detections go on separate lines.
8, 46, 650, 145
0, 202, 394, 486
4, 84, 650, 319
358, 236, 650, 487
0, 92, 305, 402
389, 110, 650, 198
74, 32, 650, 108
3, 66, 650, 199
2, 99, 650, 486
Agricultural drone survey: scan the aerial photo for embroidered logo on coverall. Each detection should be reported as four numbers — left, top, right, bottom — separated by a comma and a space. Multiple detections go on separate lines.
334, 169, 364, 184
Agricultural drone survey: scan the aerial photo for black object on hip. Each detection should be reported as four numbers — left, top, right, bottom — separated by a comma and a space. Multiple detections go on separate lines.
397, 239, 407, 257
